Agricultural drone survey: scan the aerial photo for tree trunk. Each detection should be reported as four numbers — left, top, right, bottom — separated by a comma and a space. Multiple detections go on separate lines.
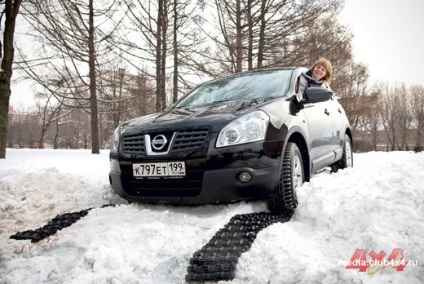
38, 126, 47, 149
172, 0, 178, 103
235, 0, 242, 72
257, 0, 266, 69
54, 120, 59, 149
88, 0, 100, 154
0, 0, 21, 159
156, 0, 163, 112
160, 0, 168, 111
247, 0, 253, 70
0, 82, 10, 158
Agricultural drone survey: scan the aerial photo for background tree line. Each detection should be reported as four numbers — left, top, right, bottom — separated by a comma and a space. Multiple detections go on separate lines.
1, 0, 423, 158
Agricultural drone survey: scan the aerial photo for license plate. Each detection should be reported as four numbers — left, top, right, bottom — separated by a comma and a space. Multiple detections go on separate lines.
133, 162, 186, 177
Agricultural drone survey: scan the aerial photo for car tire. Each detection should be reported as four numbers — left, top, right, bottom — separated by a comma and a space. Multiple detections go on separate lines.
341, 134, 353, 168
331, 134, 353, 172
267, 142, 304, 215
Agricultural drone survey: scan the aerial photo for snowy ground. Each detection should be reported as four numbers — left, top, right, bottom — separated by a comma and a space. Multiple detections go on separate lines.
0, 149, 423, 284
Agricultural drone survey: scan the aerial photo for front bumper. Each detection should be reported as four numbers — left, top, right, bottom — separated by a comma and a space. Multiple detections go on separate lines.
109, 164, 279, 204
109, 139, 283, 204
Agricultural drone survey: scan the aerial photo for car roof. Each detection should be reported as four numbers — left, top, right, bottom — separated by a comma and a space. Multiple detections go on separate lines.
223, 66, 297, 77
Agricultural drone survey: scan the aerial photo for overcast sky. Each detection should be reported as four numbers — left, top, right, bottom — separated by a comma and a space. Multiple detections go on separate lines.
341, 0, 424, 86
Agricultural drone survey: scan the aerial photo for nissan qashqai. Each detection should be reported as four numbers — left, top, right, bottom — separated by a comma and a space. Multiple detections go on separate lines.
109, 67, 353, 214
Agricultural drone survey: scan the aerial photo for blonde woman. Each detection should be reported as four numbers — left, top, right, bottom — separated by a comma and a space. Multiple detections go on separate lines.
297, 57, 333, 99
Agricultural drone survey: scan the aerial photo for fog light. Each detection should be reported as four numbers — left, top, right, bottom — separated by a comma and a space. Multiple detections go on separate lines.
238, 172, 252, 183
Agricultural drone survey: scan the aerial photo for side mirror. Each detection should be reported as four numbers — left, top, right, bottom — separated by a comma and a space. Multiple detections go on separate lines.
303, 87, 333, 104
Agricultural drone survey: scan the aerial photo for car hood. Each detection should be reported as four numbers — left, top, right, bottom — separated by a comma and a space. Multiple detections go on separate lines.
120, 98, 279, 134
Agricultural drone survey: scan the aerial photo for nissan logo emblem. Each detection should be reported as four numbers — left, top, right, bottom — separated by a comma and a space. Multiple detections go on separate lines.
151, 134, 167, 151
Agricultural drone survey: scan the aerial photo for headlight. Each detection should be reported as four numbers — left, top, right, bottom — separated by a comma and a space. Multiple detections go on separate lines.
216, 111, 269, 148
111, 126, 122, 151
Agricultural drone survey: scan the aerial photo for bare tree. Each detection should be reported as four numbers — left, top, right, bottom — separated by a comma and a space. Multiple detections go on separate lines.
171, 0, 196, 102
410, 85, 424, 147
394, 84, 413, 150
122, 0, 199, 110
363, 86, 381, 151
7, 109, 39, 148
99, 67, 128, 129
0, 0, 21, 158
120, 0, 168, 111
97, 68, 156, 148
34, 91, 72, 148
192, 0, 344, 75
376, 83, 414, 151
20, 0, 126, 154
54, 107, 90, 149
380, 83, 400, 151
334, 61, 373, 131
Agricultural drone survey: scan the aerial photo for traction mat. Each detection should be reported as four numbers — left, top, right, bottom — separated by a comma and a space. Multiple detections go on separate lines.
10, 204, 114, 243
185, 212, 291, 282
10, 205, 291, 282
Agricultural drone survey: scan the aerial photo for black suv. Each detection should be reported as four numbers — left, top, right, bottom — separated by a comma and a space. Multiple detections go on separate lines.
109, 67, 353, 214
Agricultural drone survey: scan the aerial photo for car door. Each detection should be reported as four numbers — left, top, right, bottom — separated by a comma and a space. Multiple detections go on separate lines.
302, 97, 335, 172
328, 95, 347, 160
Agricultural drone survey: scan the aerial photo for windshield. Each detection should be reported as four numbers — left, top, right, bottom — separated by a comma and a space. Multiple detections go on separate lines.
175, 69, 292, 108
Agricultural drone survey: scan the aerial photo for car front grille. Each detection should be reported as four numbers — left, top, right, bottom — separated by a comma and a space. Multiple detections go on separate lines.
171, 129, 209, 152
122, 129, 209, 154
122, 133, 145, 154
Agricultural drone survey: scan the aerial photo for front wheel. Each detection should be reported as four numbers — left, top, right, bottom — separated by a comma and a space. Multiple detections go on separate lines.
267, 142, 305, 215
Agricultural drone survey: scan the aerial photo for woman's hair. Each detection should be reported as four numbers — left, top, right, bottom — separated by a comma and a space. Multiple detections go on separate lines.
310, 57, 333, 84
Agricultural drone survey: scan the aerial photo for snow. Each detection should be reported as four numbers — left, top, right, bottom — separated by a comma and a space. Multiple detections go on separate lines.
0, 149, 423, 284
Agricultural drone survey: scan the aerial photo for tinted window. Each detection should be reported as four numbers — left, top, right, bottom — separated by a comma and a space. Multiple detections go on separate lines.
175, 69, 292, 108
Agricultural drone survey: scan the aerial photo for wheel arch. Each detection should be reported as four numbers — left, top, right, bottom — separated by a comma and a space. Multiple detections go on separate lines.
286, 130, 311, 182
345, 127, 353, 149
